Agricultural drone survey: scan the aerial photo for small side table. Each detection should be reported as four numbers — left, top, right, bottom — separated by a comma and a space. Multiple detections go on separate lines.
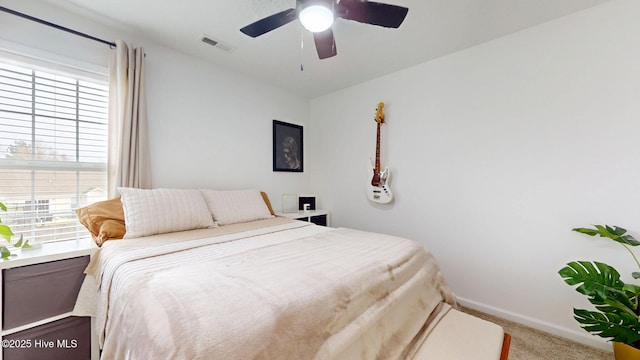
277, 210, 330, 226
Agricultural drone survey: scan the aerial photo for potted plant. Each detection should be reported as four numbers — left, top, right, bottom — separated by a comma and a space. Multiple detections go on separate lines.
558, 225, 640, 359
0, 201, 31, 259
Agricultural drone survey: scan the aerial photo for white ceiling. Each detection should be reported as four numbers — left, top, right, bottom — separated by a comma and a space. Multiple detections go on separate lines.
45, 0, 610, 98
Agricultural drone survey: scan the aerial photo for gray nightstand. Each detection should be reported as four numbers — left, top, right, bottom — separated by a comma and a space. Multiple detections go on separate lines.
0, 240, 98, 360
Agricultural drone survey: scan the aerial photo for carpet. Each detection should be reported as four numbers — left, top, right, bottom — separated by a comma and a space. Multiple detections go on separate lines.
460, 307, 614, 360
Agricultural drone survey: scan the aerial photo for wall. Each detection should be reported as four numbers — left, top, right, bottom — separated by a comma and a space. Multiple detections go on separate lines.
309, 0, 640, 350
0, 0, 311, 205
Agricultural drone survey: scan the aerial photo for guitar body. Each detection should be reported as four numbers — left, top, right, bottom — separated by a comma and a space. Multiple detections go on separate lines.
367, 102, 393, 204
367, 160, 393, 203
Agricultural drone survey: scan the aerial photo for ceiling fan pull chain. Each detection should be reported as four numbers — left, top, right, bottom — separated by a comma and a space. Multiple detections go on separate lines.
300, 32, 304, 71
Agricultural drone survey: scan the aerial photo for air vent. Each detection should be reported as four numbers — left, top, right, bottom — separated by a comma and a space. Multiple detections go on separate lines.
201, 34, 235, 53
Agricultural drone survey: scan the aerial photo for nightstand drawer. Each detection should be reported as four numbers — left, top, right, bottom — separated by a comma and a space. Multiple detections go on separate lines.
3, 316, 90, 360
310, 215, 327, 226
3, 256, 89, 329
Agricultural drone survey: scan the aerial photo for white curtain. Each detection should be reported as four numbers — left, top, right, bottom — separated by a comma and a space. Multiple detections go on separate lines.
107, 40, 151, 198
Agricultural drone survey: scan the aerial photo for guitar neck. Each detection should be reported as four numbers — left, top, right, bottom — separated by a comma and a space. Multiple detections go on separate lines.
375, 121, 381, 173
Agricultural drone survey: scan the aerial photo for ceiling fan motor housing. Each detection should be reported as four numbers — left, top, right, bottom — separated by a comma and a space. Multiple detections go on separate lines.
298, 1, 335, 33
240, 0, 408, 59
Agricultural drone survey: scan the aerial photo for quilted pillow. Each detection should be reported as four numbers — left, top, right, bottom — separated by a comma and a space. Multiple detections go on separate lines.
118, 187, 216, 239
201, 189, 273, 226
76, 197, 126, 246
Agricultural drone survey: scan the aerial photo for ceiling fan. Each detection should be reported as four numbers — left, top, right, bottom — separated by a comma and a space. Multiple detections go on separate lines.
240, 0, 409, 60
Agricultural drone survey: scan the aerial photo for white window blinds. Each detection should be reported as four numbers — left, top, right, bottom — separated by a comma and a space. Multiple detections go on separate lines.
0, 59, 108, 244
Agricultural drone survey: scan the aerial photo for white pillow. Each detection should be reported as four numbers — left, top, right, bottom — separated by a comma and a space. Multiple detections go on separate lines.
200, 189, 273, 226
118, 187, 216, 239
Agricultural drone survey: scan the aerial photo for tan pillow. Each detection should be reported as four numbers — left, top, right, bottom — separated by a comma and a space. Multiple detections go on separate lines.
260, 191, 275, 216
96, 219, 127, 246
76, 197, 126, 246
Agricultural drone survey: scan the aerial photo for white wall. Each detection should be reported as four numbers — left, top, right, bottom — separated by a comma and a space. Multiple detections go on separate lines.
0, 0, 311, 205
144, 44, 310, 201
309, 0, 640, 350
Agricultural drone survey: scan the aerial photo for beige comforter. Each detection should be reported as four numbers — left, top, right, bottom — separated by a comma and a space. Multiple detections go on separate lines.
79, 218, 455, 360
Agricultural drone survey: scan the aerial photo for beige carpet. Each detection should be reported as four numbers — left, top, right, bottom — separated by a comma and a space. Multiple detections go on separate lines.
460, 307, 614, 360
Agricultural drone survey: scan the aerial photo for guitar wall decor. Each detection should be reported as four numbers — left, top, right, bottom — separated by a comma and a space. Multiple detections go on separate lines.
367, 102, 393, 204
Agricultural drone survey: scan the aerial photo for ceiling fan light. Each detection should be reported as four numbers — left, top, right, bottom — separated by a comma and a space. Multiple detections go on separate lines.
299, 5, 334, 33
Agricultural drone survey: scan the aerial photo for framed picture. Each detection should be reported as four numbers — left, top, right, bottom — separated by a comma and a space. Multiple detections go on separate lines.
273, 120, 303, 172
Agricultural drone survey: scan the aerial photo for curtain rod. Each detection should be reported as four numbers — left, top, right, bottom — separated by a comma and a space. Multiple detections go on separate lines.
0, 5, 116, 48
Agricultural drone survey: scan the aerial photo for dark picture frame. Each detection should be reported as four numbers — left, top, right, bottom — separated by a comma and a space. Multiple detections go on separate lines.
273, 120, 303, 172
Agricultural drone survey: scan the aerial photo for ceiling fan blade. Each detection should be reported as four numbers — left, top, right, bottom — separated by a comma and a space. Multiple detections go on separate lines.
240, 8, 297, 37
313, 29, 337, 59
337, 1, 409, 28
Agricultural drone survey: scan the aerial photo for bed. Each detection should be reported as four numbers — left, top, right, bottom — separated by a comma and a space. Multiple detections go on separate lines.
74, 188, 508, 359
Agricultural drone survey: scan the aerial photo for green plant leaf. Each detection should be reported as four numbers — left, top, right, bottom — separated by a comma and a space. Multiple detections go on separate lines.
573, 227, 599, 236
610, 226, 628, 236
0, 245, 11, 259
622, 283, 640, 295
573, 308, 640, 344
595, 225, 615, 238
633, 272, 640, 280
12, 234, 24, 248
559, 261, 635, 312
0, 202, 6, 212
0, 224, 13, 242
573, 225, 640, 246
620, 235, 640, 247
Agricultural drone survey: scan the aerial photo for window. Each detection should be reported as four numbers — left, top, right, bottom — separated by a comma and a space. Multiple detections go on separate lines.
0, 58, 108, 244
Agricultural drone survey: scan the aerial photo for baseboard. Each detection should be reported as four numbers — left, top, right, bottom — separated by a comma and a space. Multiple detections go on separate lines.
456, 296, 612, 353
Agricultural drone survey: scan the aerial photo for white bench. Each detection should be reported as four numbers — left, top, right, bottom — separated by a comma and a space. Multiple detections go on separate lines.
413, 308, 510, 359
